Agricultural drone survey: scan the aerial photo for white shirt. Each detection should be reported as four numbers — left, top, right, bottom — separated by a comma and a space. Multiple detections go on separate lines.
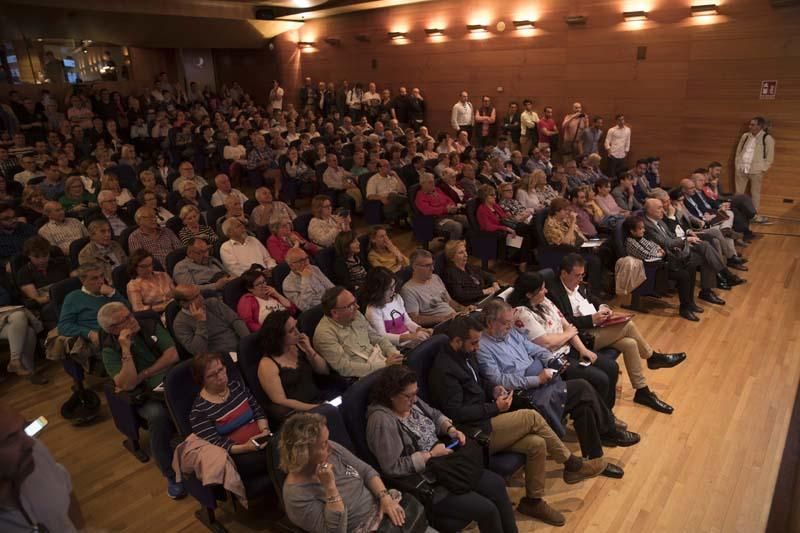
520, 110, 539, 136
451, 102, 474, 129
563, 282, 597, 318
366, 172, 405, 197
211, 188, 248, 207
513, 303, 570, 357
220, 236, 276, 276
14, 170, 43, 186
604, 125, 631, 159
739, 135, 756, 173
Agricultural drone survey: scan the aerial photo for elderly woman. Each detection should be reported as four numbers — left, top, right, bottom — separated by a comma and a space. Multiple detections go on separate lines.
308, 195, 351, 248
177, 180, 212, 213
543, 197, 586, 247
59, 176, 96, 218
441, 240, 500, 306
126, 249, 175, 313
280, 412, 408, 533
220, 217, 277, 276
497, 182, 533, 225
100, 173, 134, 207
250, 186, 296, 228
516, 170, 555, 211
223, 131, 247, 165
475, 185, 530, 270
137, 189, 175, 228
266, 218, 318, 264
362, 268, 431, 350
178, 204, 218, 245
237, 268, 294, 332
584, 153, 607, 182
421, 138, 438, 161
332, 231, 368, 295
138, 169, 169, 205
78, 219, 128, 282
189, 352, 272, 479
438, 168, 470, 206
256, 310, 330, 421
366, 365, 518, 533
366, 226, 408, 273
17, 186, 47, 224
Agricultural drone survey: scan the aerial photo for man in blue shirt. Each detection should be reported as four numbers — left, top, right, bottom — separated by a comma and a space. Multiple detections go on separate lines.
476, 299, 637, 478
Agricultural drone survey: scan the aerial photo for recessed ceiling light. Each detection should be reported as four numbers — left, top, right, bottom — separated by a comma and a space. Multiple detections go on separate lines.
691, 4, 719, 16
467, 24, 488, 33
623, 10, 648, 22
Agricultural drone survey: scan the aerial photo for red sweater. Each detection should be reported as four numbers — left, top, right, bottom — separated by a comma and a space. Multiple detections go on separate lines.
415, 188, 454, 216
266, 233, 319, 263
477, 203, 509, 232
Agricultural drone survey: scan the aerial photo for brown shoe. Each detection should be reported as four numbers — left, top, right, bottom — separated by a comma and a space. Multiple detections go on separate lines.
517, 498, 566, 526
7, 359, 31, 377
563, 457, 607, 484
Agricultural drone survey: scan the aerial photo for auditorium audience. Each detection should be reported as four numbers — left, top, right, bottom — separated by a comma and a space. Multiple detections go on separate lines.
361, 267, 431, 350
172, 284, 249, 355
308, 194, 351, 248
129, 207, 182, 268
400, 249, 472, 328
38, 200, 89, 254
414, 173, 467, 240
332, 231, 368, 294
282, 248, 334, 311
266, 218, 318, 264
237, 267, 294, 332
220, 217, 276, 276
250, 186, 296, 228
441, 240, 500, 306
178, 204, 218, 245
126, 249, 175, 313
78, 219, 127, 282
366, 225, 408, 272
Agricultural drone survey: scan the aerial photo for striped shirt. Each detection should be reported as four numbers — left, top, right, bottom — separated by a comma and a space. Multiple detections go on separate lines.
625, 236, 663, 261
128, 227, 182, 268
38, 218, 89, 254
189, 379, 266, 451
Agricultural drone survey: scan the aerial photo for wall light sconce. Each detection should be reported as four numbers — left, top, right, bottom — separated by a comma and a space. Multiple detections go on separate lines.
565, 15, 587, 26
425, 28, 445, 36
324, 37, 341, 46
467, 24, 489, 33
691, 4, 719, 16
512, 20, 536, 30
388, 31, 408, 40
623, 10, 648, 21
297, 41, 315, 49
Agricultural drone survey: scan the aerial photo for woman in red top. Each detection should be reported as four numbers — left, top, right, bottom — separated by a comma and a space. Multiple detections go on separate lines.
266, 218, 319, 264
476, 184, 533, 271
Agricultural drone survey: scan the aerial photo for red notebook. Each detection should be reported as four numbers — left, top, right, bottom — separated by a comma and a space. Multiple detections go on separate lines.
598, 314, 634, 327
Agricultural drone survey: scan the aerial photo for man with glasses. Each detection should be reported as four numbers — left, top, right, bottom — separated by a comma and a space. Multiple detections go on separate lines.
399, 249, 473, 328
0, 203, 36, 267
97, 301, 184, 499
282, 248, 334, 311
13, 154, 42, 186
172, 284, 249, 355
171, 161, 208, 193
128, 207, 182, 268
78, 219, 127, 283
313, 286, 403, 378
91, 190, 134, 237
38, 201, 89, 254
173, 237, 233, 292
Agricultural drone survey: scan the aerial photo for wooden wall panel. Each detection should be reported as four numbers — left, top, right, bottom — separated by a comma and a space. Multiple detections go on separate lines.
272, 0, 800, 216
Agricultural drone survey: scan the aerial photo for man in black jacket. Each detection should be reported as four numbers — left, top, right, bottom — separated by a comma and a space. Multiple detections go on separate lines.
546, 254, 686, 414
429, 316, 607, 526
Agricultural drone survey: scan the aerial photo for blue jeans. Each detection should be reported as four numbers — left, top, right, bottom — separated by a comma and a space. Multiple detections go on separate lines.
137, 400, 176, 480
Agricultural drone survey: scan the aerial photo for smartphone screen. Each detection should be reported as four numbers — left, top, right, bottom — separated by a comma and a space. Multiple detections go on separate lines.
25, 416, 48, 437
252, 434, 273, 448
446, 439, 460, 449
327, 396, 343, 407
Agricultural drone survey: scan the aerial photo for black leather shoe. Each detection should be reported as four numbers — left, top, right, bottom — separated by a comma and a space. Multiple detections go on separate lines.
601, 463, 624, 479
648, 352, 687, 369
634, 388, 674, 414
699, 291, 725, 305
739, 256, 749, 264
680, 309, 700, 321
728, 261, 748, 272
602, 429, 640, 448
725, 273, 746, 286
716, 275, 732, 290
689, 304, 704, 313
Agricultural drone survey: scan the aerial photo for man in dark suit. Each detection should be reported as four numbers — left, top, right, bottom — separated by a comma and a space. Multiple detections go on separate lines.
642, 198, 738, 305
545, 254, 686, 414
429, 316, 607, 526
86, 190, 135, 239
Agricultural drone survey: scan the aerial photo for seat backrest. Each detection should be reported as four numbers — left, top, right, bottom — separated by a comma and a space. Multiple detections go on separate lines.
272, 262, 291, 295
201, 185, 216, 204
534, 209, 549, 246
357, 233, 370, 266
405, 334, 449, 404
69, 237, 90, 270
297, 305, 324, 336
165, 300, 193, 360
238, 333, 273, 410
314, 246, 336, 281
119, 225, 139, 255
49, 277, 82, 316
408, 184, 422, 216
166, 191, 182, 213
166, 215, 184, 237
243, 198, 259, 216
612, 221, 627, 259
293, 213, 313, 240
433, 252, 447, 278
465, 198, 481, 230
539, 268, 556, 286
205, 206, 228, 234
165, 247, 188, 277
223, 276, 247, 310
340, 368, 386, 468
112, 264, 131, 300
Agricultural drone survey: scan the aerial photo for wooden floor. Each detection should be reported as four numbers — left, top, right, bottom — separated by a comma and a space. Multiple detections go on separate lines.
3, 218, 799, 533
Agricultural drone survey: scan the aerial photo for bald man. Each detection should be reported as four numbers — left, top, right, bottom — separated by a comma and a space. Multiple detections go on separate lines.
561, 102, 589, 159
0, 403, 84, 531
210, 173, 247, 207
38, 200, 88, 254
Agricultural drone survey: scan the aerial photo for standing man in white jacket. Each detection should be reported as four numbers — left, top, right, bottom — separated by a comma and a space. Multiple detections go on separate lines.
734, 116, 774, 222
604, 114, 631, 180
451, 91, 474, 138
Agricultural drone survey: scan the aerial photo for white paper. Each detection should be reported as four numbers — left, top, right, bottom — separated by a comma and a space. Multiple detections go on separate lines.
506, 234, 524, 248
580, 239, 605, 248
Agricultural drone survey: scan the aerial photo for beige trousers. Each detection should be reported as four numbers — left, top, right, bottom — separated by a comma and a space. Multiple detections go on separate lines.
590, 320, 653, 390
489, 409, 571, 498
735, 170, 764, 210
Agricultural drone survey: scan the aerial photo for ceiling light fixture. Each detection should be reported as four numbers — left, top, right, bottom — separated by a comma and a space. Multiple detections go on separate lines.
425, 28, 445, 36
467, 24, 488, 33
691, 4, 719, 16
388, 31, 407, 40
565, 15, 587, 26
512, 20, 535, 30
623, 10, 648, 21
297, 41, 315, 49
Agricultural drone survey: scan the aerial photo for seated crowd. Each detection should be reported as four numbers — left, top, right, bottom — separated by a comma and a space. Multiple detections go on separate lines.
0, 77, 767, 532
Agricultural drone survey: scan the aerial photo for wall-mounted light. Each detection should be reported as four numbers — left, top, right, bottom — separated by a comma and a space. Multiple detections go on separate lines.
512, 20, 535, 30
388, 31, 408, 40
324, 37, 341, 46
425, 28, 445, 36
467, 24, 488, 33
36, 37, 43, 42
297, 41, 315, 49
623, 10, 648, 22
355, 34, 370, 42
565, 15, 587, 26
691, 4, 719, 16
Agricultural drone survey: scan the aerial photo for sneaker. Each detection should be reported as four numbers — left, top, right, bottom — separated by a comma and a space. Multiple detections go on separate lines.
563, 457, 607, 484
752, 215, 773, 225
7, 359, 31, 377
517, 498, 566, 526
167, 479, 187, 500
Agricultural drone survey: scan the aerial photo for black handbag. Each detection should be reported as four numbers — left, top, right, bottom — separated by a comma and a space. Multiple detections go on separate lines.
377, 494, 428, 533
425, 438, 484, 495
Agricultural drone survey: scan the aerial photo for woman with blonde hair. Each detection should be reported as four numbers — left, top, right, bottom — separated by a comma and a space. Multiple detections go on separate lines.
279, 412, 407, 533
59, 175, 96, 218
178, 204, 217, 245
442, 240, 500, 306
100, 173, 134, 206
308, 195, 350, 248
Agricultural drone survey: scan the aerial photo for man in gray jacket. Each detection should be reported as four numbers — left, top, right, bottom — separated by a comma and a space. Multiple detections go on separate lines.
172, 284, 249, 355
734, 116, 774, 220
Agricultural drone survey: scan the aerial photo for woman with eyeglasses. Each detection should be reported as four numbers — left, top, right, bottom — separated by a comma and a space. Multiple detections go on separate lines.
332, 231, 368, 295
137, 190, 175, 228
366, 365, 518, 533
361, 267, 431, 350
256, 310, 331, 422
189, 352, 272, 479
308, 195, 350, 248
237, 268, 295, 332
126, 249, 175, 313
